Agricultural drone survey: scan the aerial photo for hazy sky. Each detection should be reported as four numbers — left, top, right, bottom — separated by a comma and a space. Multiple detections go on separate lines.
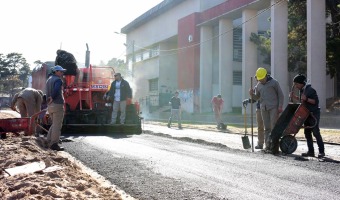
0, 0, 163, 69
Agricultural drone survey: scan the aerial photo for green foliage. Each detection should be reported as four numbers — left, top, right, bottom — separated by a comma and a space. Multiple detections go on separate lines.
0, 53, 31, 95
34, 60, 44, 65
326, 0, 340, 78
287, 0, 307, 73
106, 58, 130, 77
250, 0, 340, 78
250, 32, 271, 65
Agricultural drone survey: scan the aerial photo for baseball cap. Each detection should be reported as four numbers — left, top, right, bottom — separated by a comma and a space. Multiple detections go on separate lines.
53, 65, 67, 72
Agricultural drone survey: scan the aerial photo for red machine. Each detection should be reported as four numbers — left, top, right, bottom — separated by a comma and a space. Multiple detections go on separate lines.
0, 110, 47, 139
31, 45, 142, 134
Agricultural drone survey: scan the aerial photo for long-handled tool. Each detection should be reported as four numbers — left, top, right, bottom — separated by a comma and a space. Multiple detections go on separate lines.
250, 76, 254, 152
242, 100, 251, 149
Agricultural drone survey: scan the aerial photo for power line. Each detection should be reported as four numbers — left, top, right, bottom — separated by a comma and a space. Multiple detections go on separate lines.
131, 0, 284, 57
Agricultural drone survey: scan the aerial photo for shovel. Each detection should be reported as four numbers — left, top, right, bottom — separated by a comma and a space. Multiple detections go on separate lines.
242, 102, 251, 149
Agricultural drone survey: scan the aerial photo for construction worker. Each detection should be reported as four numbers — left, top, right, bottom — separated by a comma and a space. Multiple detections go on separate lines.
11, 88, 44, 135
211, 94, 225, 129
249, 67, 284, 152
290, 74, 325, 158
45, 65, 67, 151
55, 49, 80, 86
105, 73, 132, 124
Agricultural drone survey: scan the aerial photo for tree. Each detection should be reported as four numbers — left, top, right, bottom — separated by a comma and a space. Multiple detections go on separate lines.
0, 53, 31, 95
250, 32, 271, 65
250, 0, 340, 78
326, 0, 340, 78
34, 60, 44, 65
106, 58, 129, 77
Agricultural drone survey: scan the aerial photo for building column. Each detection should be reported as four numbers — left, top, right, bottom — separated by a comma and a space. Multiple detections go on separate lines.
242, 9, 258, 105
271, 0, 288, 107
219, 19, 233, 113
307, 0, 326, 111
199, 25, 213, 113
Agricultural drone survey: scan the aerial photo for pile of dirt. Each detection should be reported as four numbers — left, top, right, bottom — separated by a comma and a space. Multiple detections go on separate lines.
0, 111, 127, 200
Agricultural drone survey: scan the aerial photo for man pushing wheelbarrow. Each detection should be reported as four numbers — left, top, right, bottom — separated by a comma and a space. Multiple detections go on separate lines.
271, 74, 325, 158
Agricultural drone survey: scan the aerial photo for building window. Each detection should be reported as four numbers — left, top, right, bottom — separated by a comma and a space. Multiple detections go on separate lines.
149, 78, 158, 91
233, 28, 242, 62
135, 53, 142, 62
151, 45, 160, 57
233, 71, 242, 85
143, 50, 150, 60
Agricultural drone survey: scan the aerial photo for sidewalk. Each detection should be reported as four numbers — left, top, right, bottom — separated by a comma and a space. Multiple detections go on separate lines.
143, 121, 340, 162
143, 110, 340, 129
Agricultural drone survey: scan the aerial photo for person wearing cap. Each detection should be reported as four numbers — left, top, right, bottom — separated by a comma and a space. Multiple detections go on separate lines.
105, 73, 132, 124
211, 94, 224, 128
249, 67, 284, 152
290, 74, 325, 158
45, 65, 67, 151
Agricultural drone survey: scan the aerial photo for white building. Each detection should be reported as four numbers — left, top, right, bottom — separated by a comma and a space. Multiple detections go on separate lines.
121, 0, 334, 114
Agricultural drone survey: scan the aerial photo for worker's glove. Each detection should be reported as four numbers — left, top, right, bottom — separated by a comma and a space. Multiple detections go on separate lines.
242, 99, 249, 107
103, 94, 110, 101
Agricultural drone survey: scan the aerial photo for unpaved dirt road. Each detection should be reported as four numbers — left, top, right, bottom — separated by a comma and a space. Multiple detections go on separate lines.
62, 129, 340, 200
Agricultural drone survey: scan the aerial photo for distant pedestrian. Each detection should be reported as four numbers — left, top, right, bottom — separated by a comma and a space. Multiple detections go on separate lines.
249, 67, 284, 151
167, 91, 182, 129
211, 94, 225, 129
290, 74, 325, 158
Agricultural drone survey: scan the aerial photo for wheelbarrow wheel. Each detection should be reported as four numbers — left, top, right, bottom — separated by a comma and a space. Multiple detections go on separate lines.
279, 135, 298, 154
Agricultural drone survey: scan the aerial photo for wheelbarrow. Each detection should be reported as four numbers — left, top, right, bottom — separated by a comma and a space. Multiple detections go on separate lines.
0, 110, 47, 139
270, 103, 317, 154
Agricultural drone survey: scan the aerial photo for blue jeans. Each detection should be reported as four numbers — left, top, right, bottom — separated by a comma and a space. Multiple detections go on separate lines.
168, 109, 181, 127
304, 109, 324, 153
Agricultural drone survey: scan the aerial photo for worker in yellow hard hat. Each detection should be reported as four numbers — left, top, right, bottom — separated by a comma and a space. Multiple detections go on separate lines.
249, 67, 284, 154
255, 67, 268, 83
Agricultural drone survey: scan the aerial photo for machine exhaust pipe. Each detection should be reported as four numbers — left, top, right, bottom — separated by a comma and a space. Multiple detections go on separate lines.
85, 43, 90, 68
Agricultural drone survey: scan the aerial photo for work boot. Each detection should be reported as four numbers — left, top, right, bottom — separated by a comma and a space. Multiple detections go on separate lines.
167, 124, 170, 128
318, 152, 325, 158
301, 151, 315, 157
255, 144, 263, 149
50, 143, 64, 151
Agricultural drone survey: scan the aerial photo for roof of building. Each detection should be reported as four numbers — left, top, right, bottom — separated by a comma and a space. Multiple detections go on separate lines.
121, 0, 185, 34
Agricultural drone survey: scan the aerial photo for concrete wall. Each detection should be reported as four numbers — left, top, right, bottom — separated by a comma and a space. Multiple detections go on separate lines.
199, 0, 226, 11
126, 0, 200, 55
133, 58, 159, 101
159, 41, 178, 94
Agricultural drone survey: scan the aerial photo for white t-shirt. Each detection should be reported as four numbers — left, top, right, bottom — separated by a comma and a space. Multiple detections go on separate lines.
114, 81, 121, 101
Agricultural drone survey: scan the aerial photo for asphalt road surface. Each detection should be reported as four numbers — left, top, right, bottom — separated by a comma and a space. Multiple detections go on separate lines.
62, 125, 340, 200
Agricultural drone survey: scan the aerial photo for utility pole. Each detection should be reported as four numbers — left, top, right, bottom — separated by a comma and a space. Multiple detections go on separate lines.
131, 40, 135, 78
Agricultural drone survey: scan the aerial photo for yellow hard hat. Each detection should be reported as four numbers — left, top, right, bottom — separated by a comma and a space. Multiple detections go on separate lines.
256, 67, 267, 80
